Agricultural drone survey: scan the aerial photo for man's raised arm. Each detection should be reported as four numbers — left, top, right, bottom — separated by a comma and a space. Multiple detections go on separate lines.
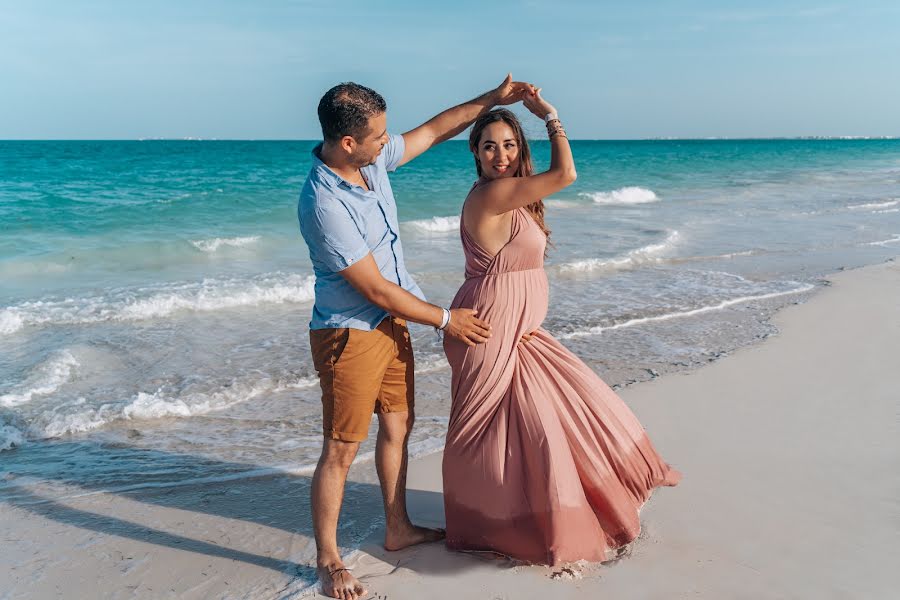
398, 74, 534, 167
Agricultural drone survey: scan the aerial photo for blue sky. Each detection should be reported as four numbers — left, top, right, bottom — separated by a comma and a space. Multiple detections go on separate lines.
2, 0, 898, 139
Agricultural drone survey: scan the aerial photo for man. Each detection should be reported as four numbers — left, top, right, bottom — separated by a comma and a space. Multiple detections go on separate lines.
298, 74, 534, 599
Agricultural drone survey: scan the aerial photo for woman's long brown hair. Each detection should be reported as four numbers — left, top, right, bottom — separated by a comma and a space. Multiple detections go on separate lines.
469, 108, 551, 245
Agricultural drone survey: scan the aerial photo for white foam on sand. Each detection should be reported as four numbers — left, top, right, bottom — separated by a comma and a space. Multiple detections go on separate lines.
863, 235, 900, 247
847, 199, 899, 210
35, 372, 320, 439
403, 216, 461, 233
413, 356, 450, 374
0, 350, 80, 408
715, 250, 757, 259
190, 236, 260, 252
559, 282, 815, 339
579, 186, 659, 205
559, 230, 681, 273
0, 272, 316, 335
16, 355, 452, 443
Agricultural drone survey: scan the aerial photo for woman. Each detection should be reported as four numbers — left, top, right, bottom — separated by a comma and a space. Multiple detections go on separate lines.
442, 91, 681, 566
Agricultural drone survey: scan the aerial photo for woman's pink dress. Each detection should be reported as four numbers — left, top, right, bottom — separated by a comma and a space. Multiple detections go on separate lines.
442, 205, 681, 566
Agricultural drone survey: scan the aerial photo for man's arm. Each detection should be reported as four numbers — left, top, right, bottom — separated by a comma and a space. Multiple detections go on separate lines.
340, 253, 491, 347
398, 73, 534, 167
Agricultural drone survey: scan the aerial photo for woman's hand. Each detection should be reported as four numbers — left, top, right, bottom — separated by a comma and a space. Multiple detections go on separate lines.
519, 330, 538, 345
491, 73, 536, 106
523, 88, 557, 120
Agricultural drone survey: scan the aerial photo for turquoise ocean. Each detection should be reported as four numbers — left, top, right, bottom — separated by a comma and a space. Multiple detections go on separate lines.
2, 139, 899, 564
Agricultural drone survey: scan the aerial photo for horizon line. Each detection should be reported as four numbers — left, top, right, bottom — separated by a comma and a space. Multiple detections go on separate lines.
1, 136, 898, 142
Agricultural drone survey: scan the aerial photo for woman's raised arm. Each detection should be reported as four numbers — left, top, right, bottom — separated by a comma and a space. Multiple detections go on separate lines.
474, 90, 576, 215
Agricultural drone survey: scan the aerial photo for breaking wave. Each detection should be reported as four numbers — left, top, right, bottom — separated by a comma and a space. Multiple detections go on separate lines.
403, 216, 461, 233
558, 231, 681, 273
579, 186, 659, 205
0, 350, 80, 408
190, 236, 260, 252
0, 272, 316, 335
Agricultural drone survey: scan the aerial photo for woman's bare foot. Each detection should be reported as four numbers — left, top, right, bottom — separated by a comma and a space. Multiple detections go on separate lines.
663, 468, 682, 486
383, 523, 446, 551
317, 563, 367, 600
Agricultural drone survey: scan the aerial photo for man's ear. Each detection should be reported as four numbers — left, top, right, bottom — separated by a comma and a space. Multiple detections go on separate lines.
340, 135, 356, 155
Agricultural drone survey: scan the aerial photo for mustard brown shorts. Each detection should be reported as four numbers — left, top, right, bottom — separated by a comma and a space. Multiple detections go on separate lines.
309, 316, 414, 442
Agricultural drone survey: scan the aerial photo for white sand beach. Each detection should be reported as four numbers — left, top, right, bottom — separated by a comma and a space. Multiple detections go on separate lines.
2, 259, 898, 599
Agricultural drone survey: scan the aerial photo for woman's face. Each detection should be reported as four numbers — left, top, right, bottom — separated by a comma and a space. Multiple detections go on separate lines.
474, 121, 520, 180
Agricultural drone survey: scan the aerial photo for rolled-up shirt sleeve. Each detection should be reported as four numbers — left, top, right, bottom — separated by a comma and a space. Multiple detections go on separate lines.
381, 133, 406, 173
306, 200, 370, 272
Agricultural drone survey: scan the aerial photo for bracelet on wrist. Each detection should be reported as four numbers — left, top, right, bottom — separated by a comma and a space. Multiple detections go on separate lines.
437, 307, 451, 330
546, 119, 566, 139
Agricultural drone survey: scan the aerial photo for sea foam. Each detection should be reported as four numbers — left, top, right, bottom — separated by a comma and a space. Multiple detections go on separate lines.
559, 230, 680, 273
559, 282, 815, 339
403, 216, 460, 233
580, 186, 659, 205
0, 350, 80, 408
25, 354, 454, 440
1, 418, 26, 451
544, 199, 580, 209
847, 199, 899, 210
190, 236, 260, 252
412, 356, 450, 374
37, 372, 320, 439
864, 234, 900, 246
0, 311, 25, 335
0, 272, 316, 335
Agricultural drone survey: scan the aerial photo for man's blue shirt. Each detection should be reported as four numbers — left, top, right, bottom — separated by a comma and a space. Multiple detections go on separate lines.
298, 134, 426, 330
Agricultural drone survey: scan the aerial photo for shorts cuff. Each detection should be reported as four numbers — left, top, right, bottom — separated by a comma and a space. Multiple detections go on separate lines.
376, 404, 410, 415
324, 429, 368, 442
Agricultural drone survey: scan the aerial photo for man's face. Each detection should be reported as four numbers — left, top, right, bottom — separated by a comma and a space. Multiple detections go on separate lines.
350, 112, 389, 167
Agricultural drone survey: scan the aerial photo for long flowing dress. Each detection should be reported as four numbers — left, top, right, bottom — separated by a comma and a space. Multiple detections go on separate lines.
442, 204, 681, 566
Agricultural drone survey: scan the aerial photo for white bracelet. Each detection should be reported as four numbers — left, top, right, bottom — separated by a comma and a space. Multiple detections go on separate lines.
543, 112, 559, 123
438, 308, 451, 330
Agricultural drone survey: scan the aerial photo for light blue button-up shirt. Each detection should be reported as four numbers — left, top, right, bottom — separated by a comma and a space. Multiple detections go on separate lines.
298, 134, 426, 331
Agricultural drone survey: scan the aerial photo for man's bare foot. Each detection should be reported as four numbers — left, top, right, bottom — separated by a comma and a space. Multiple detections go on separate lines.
383, 523, 446, 551
317, 563, 367, 600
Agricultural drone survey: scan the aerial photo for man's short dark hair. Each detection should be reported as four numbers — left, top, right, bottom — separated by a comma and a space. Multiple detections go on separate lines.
317, 82, 387, 142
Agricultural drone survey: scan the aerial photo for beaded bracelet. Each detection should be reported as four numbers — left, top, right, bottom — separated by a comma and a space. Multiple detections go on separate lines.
546, 119, 567, 139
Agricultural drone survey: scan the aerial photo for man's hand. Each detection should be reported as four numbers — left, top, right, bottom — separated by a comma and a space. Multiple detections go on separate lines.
445, 309, 492, 347
491, 73, 535, 106
399, 73, 535, 167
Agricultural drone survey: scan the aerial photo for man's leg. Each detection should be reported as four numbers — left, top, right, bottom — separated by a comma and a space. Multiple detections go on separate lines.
312, 438, 367, 599
309, 325, 380, 599
376, 318, 445, 551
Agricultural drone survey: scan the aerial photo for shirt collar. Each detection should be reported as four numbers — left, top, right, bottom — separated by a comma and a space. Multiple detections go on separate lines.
311, 143, 370, 191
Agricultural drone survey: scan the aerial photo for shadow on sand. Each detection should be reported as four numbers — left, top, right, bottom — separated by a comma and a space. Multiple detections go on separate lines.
1, 437, 463, 587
